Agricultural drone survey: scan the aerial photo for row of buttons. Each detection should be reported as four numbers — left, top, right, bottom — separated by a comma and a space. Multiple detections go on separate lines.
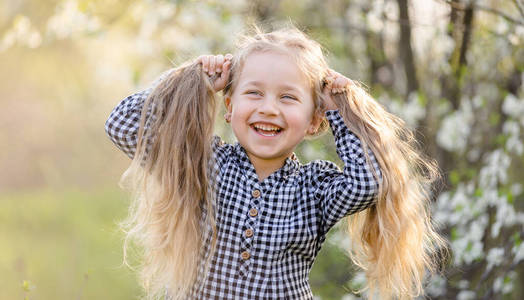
242, 189, 261, 261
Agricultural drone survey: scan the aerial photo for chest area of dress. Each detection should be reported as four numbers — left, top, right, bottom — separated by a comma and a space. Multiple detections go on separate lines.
214, 164, 320, 256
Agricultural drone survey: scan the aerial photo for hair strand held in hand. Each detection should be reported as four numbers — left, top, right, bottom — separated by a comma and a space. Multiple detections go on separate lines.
331, 84, 449, 300
118, 62, 219, 300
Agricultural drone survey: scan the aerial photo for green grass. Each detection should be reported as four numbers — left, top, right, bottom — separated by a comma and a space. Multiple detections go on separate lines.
0, 187, 141, 300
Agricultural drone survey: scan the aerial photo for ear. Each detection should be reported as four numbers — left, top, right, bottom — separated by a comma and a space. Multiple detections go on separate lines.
224, 97, 232, 113
307, 110, 324, 135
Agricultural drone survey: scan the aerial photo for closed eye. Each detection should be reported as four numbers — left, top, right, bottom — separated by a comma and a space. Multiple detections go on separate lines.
246, 90, 262, 95
282, 94, 298, 100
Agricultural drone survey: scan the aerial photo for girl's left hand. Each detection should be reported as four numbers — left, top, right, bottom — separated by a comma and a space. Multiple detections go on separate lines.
322, 69, 354, 111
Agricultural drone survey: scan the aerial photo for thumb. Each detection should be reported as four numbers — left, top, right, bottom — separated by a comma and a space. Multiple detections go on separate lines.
222, 60, 231, 79
219, 60, 232, 84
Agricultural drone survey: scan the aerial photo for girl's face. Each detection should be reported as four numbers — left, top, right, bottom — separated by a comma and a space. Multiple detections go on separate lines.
225, 51, 322, 170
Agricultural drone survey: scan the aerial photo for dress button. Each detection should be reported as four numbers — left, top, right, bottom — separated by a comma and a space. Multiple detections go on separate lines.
252, 189, 261, 198
245, 228, 254, 237
241, 250, 250, 260
249, 208, 258, 217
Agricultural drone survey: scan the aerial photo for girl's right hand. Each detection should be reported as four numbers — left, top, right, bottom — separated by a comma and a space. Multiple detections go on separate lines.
195, 54, 233, 92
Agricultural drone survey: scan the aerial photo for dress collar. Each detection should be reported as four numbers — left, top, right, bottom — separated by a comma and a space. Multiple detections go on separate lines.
233, 142, 300, 183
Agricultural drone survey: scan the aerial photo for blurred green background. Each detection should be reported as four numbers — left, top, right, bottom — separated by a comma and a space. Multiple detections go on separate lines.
1, 0, 523, 299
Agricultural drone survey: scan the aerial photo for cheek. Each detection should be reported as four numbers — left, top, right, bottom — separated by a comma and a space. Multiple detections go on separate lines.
287, 111, 313, 130
232, 104, 249, 121
230, 102, 253, 130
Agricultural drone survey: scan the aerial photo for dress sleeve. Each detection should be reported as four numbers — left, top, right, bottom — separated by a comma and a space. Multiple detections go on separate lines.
313, 110, 382, 234
104, 68, 175, 159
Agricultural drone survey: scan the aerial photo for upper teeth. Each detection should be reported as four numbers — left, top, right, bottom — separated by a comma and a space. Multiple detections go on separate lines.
254, 124, 280, 131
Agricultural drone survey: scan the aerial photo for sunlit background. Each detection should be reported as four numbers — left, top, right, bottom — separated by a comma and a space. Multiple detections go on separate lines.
1, 0, 523, 299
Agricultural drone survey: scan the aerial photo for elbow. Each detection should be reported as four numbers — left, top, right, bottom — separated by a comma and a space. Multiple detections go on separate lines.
104, 115, 118, 142
353, 169, 382, 202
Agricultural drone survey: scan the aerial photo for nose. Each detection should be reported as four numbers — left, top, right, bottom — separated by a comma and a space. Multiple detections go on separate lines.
257, 95, 279, 116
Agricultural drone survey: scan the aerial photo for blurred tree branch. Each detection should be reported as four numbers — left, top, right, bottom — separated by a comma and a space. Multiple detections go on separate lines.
434, 0, 475, 202
514, 0, 524, 18
438, 0, 524, 26
396, 0, 419, 95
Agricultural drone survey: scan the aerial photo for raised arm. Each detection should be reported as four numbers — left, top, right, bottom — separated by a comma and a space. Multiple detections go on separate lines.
313, 110, 382, 235
105, 55, 233, 160
104, 68, 174, 159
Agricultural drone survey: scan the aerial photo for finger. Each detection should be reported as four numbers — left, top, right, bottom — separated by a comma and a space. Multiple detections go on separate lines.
225, 53, 233, 60
202, 56, 209, 73
216, 54, 224, 73
209, 56, 216, 75
211, 60, 230, 91
220, 61, 232, 88
222, 60, 231, 78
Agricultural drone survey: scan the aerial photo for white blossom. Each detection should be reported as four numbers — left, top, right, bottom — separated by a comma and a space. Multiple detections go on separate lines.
503, 120, 523, 155
513, 241, 524, 263
386, 92, 426, 129
0, 15, 42, 51
425, 274, 447, 297
493, 272, 516, 294
457, 290, 476, 300
436, 97, 474, 153
466, 148, 481, 162
346, 270, 369, 298
491, 200, 523, 237
479, 149, 510, 188
502, 93, 524, 121
458, 280, 469, 289
46, 0, 101, 39
511, 183, 523, 196
486, 248, 505, 271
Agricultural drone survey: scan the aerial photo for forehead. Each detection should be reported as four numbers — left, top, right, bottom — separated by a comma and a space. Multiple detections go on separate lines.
237, 51, 311, 92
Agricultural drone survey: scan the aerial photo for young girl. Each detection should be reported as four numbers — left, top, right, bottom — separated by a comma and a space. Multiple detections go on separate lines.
105, 26, 446, 300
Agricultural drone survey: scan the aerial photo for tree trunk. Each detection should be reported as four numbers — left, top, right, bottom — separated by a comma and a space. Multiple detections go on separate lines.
396, 0, 419, 95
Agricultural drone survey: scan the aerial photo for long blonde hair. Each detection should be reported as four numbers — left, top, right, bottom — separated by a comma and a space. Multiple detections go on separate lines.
120, 24, 447, 300
120, 61, 218, 299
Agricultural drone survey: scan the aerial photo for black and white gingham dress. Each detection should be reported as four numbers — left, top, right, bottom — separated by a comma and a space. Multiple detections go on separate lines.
105, 71, 382, 299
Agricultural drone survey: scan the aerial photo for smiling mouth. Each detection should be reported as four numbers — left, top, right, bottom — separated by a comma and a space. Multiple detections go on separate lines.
251, 123, 283, 137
